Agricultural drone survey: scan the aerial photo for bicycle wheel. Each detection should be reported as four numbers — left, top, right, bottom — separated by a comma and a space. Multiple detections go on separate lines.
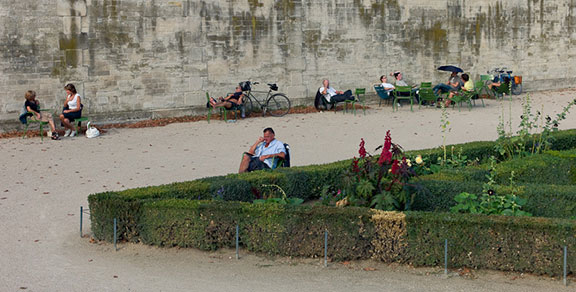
242, 94, 254, 117
266, 93, 291, 117
511, 83, 522, 95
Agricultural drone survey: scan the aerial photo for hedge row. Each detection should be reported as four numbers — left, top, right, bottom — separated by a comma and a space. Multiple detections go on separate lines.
493, 150, 576, 185
88, 129, 576, 241
135, 200, 576, 275
404, 128, 576, 163
414, 178, 576, 219
88, 163, 348, 242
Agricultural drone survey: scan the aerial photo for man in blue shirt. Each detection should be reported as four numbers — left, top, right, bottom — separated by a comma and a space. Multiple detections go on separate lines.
239, 127, 286, 173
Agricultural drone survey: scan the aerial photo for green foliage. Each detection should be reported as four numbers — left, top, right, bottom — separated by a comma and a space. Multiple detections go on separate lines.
493, 151, 576, 185
139, 200, 376, 260
451, 158, 531, 216
495, 96, 576, 160
341, 133, 421, 211
253, 184, 304, 205
137, 200, 576, 276
87, 129, 576, 276
439, 102, 451, 163
404, 212, 576, 275
450, 192, 532, 216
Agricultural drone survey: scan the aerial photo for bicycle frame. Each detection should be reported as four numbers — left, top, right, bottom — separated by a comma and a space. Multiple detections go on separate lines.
245, 89, 274, 110
487, 67, 522, 95
240, 81, 291, 117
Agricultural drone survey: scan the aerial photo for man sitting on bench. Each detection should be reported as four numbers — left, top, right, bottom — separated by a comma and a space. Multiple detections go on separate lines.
319, 79, 354, 104
239, 127, 286, 173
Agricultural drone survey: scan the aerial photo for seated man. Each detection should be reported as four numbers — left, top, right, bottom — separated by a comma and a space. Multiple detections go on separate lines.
488, 75, 511, 93
209, 85, 244, 109
445, 73, 474, 107
319, 79, 354, 104
390, 71, 419, 103
239, 127, 286, 173
433, 72, 463, 96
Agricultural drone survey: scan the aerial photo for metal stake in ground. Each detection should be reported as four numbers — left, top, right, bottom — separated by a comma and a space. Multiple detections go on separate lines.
80, 206, 83, 238
236, 225, 239, 260
564, 246, 568, 286
324, 230, 328, 268
444, 239, 448, 276
113, 218, 117, 251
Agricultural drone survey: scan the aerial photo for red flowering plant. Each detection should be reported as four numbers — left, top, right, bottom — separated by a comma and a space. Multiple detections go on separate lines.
341, 131, 421, 210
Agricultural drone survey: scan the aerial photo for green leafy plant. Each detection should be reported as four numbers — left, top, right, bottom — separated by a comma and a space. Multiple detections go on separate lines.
253, 184, 303, 205
496, 95, 576, 160
439, 102, 451, 164
342, 131, 421, 211
318, 186, 346, 206
450, 157, 531, 216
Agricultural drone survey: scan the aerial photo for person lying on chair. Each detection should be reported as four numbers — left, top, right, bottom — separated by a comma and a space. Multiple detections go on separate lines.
209, 85, 244, 109
239, 127, 286, 173
319, 79, 354, 103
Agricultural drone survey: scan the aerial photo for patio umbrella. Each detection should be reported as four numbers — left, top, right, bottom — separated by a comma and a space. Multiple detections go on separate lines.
437, 65, 463, 73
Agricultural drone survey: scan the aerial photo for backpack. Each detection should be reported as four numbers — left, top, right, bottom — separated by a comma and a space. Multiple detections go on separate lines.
314, 89, 332, 110
282, 143, 291, 167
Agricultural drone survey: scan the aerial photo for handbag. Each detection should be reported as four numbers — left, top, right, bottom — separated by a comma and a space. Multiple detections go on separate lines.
85, 122, 100, 138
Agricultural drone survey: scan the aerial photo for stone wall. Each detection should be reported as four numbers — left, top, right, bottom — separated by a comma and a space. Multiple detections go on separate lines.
1, 0, 575, 130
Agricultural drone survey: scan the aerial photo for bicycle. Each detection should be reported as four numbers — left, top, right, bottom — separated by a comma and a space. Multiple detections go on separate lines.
482, 67, 523, 98
239, 81, 291, 117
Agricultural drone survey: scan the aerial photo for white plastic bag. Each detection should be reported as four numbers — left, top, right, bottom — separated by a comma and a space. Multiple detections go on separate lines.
85, 122, 100, 138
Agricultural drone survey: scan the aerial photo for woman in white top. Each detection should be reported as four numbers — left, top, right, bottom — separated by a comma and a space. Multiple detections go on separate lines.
380, 75, 395, 93
59, 83, 83, 137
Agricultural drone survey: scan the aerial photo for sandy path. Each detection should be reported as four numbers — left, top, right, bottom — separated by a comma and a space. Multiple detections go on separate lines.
1, 90, 575, 291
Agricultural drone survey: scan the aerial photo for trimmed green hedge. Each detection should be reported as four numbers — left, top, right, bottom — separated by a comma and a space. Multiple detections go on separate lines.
413, 178, 576, 219
87, 129, 576, 275
140, 200, 375, 260
493, 150, 576, 185
89, 130, 576, 241
404, 212, 576, 275
135, 200, 576, 275
405, 129, 576, 163
88, 163, 347, 242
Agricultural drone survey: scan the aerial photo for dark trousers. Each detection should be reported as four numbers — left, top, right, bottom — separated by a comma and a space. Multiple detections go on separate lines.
330, 90, 354, 103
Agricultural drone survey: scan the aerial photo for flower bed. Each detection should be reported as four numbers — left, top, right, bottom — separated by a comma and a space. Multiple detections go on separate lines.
88, 129, 576, 275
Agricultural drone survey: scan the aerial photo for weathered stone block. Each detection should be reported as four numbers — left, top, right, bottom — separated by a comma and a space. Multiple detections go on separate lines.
56, 0, 87, 17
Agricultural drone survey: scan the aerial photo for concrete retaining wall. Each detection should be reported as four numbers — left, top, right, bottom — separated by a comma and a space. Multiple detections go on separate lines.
1, 0, 575, 130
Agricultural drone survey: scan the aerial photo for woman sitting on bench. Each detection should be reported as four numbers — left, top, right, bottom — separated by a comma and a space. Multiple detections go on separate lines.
59, 83, 83, 137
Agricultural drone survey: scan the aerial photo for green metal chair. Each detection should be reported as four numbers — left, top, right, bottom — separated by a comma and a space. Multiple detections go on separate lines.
493, 82, 511, 99
206, 92, 213, 123
206, 92, 243, 123
473, 81, 486, 107
420, 82, 432, 88
344, 88, 366, 116
22, 112, 49, 141
418, 88, 437, 108
220, 96, 244, 122
270, 143, 290, 169
392, 86, 415, 112
450, 90, 474, 112
476, 76, 494, 98
74, 117, 89, 134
